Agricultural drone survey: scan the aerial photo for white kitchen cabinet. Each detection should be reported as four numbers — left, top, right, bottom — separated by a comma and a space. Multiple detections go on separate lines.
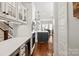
6, 2, 17, 19
17, 3, 28, 24
0, 2, 33, 25
0, 3, 6, 14
23, 7, 27, 22
18, 3, 23, 21
0, 3, 2, 12
0, 2, 28, 25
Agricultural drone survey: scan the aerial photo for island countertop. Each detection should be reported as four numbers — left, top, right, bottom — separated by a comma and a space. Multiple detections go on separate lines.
0, 36, 31, 56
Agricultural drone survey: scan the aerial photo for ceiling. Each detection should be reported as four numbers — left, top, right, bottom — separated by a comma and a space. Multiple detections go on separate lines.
34, 2, 54, 20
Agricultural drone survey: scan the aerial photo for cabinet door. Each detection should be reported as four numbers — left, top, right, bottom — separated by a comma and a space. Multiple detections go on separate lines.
18, 3, 23, 21
23, 8, 27, 22
0, 2, 2, 12
0, 2, 6, 13
6, 2, 17, 18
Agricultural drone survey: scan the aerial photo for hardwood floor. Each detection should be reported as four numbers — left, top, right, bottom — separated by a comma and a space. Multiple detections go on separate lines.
32, 36, 53, 56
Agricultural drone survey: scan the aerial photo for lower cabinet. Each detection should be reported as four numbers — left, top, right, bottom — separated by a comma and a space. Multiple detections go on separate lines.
10, 48, 20, 56
37, 32, 48, 43
19, 44, 26, 56
10, 38, 31, 56
26, 39, 30, 56
20, 39, 31, 56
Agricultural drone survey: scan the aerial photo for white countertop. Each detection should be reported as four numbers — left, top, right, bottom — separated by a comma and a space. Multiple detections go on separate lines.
32, 31, 48, 33
0, 36, 31, 56
37, 31, 48, 32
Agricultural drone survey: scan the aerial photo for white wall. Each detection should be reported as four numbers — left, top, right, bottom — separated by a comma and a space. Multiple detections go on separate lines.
68, 3, 79, 56
34, 2, 54, 20
58, 2, 68, 56
53, 2, 58, 56
68, 2, 79, 49
32, 3, 36, 21
54, 2, 68, 56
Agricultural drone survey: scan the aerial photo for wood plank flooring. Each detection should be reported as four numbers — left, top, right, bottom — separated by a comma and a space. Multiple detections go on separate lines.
32, 36, 53, 56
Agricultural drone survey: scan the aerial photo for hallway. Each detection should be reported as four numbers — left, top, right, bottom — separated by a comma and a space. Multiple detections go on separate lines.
0, 2, 78, 56
32, 36, 53, 56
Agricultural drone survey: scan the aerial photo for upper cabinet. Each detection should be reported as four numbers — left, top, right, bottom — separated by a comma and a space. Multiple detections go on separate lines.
0, 3, 2, 12
18, 3, 23, 21
6, 2, 17, 19
17, 3, 27, 23
0, 3, 6, 14
23, 8, 28, 22
23, 7, 27, 22
0, 2, 31, 25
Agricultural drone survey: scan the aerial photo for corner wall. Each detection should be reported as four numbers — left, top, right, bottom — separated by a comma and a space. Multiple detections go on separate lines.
68, 2, 79, 56
54, 2, 68, 56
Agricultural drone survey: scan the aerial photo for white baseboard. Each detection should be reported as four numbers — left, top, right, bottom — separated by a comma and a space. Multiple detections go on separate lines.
69, 48, 79, 56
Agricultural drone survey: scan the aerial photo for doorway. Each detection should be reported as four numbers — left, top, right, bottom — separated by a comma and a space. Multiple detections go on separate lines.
31, 2, 54, 56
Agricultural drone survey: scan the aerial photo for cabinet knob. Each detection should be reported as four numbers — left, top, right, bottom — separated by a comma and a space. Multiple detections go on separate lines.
3, 12, 9, 15
3, 12, 6, 14
6, 13, 9, 15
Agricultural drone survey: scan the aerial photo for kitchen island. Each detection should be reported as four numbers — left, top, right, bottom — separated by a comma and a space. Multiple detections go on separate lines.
37, 31, 49, 43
